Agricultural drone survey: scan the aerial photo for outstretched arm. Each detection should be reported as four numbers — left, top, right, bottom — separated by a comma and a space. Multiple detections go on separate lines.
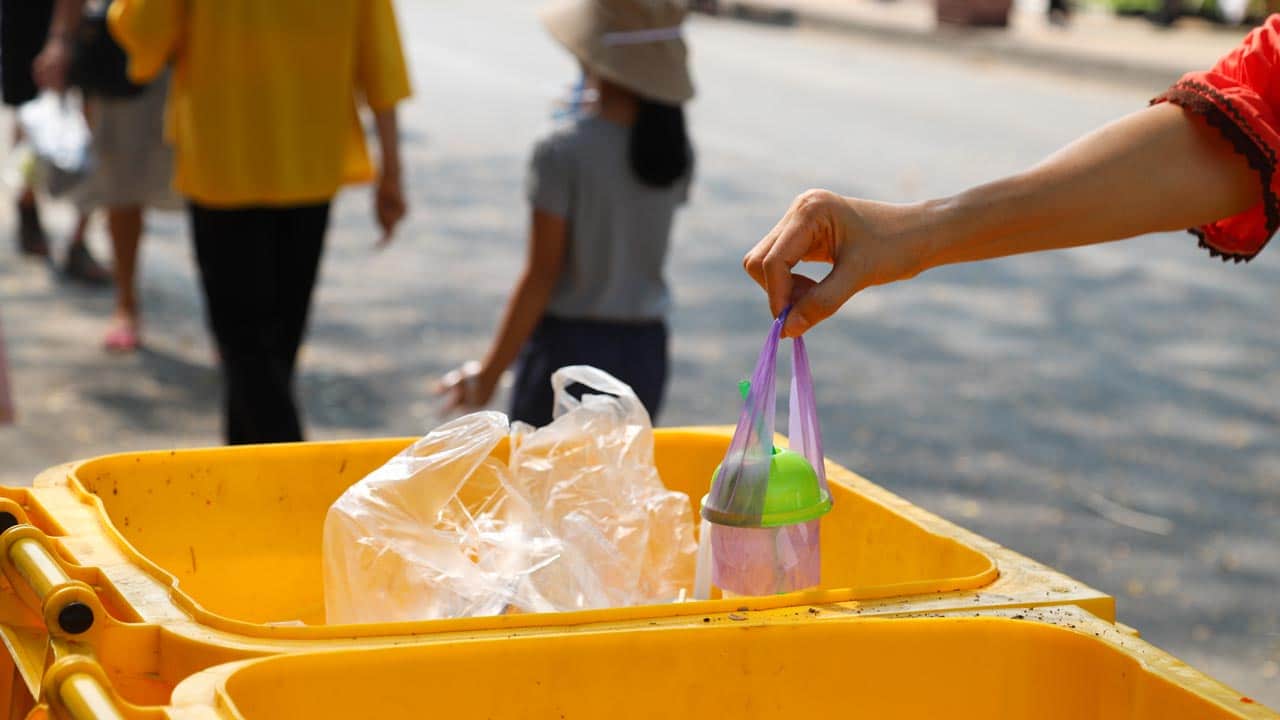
744, 103, 1259, 337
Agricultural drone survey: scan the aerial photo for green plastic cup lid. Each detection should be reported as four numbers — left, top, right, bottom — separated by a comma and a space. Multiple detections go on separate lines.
709, 446, 832, 528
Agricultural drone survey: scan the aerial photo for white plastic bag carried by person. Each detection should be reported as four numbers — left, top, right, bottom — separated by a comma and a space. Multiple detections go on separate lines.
14, 93, 92, 197
323, 366, 697, 624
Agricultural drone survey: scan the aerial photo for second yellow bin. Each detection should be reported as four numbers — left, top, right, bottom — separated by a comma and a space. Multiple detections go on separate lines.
133, 607, 1270, 720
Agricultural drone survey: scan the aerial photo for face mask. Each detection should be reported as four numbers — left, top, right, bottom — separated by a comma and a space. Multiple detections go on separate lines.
553, 73, 599, 121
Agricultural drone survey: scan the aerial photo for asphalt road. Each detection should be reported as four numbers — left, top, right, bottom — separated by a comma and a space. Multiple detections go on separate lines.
0, 0, 1275, 706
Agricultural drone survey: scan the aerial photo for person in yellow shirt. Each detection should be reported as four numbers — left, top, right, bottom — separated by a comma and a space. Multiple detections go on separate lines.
110, 0, 412, 444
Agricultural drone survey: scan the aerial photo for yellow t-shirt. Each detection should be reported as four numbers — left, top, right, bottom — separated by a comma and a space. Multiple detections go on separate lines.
110, 0, 412, 207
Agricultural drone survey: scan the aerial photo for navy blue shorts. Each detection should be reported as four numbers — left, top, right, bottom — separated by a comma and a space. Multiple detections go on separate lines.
510, 315, 668, 427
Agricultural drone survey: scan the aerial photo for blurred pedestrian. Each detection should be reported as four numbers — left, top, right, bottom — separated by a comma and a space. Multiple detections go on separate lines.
1149, 0, 1181, 26
1047, 0, 1070, 26
440, 0, 695, 427
2, 0, 108, 281
744, 16, 1280, 338
34, 0, 179, 352
111, 0, 411, 444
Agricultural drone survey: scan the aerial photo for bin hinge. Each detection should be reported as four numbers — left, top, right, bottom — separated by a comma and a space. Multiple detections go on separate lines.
0, 513, 99, 638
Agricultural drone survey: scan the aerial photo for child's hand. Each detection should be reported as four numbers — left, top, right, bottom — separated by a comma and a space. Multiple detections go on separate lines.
435, 361, 498, 414
374, 173, 406, 248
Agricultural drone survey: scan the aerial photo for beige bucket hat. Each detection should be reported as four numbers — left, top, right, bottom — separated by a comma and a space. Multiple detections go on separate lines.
540, 0, 695, 105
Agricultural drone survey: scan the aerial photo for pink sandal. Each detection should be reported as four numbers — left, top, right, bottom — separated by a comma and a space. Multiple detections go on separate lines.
103, 323, 141, 353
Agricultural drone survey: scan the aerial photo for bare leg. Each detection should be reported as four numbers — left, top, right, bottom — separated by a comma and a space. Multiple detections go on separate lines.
12, 124, 28, 200
66, 98, 92, 255
68, 211, 90, 246
104, 206, 143, 351
62, 209, 111, 285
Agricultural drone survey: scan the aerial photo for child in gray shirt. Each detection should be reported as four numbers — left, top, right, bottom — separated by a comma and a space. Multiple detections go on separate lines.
441, 0, 695, 426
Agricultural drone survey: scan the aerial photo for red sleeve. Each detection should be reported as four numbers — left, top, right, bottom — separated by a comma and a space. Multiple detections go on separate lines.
1152, 15, 1280, 262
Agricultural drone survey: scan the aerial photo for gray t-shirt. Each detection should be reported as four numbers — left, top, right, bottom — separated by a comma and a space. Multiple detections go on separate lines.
526, 114, 689, 321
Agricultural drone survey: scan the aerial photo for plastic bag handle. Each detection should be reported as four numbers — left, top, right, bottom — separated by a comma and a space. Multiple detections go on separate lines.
789, 335, 827, 491
550, 365, 643, 417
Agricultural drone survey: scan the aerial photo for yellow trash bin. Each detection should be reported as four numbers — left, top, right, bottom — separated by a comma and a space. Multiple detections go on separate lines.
0, 428, 1111, 712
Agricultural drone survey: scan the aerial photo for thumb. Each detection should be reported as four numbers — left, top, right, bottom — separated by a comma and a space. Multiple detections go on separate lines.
782, 297, 820, 338
781, 261, 863, 338
780, 273, 816, 335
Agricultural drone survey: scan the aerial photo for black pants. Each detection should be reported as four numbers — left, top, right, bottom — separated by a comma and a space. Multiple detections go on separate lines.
510, 315, 668, 427
190, 202, 329, 445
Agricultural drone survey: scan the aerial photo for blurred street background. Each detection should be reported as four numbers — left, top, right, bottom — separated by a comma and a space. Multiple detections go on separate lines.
1, 0, 1276, 706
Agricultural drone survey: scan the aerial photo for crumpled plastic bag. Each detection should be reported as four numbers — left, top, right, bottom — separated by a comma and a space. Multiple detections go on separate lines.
323, 366, 697, 623
13, 93, 92, 197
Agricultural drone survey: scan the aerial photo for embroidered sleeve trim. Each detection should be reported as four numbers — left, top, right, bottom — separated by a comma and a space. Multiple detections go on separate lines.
1154, 80, 1278, 262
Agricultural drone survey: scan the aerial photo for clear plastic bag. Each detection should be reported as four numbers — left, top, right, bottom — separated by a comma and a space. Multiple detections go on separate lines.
323, 411, 565, 623
509, 367, 697, 610
16, 93, 92, 197
323, 367, 697, 623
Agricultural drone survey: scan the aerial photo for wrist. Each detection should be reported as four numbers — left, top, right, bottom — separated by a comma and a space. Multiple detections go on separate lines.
902, 194, 973, 276
46, 30, 73, 46
853, 196, 956, 284
378, 161, 402, 183
476, 362, 503, 390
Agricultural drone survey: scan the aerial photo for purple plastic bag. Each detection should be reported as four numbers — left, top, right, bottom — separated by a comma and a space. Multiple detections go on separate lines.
709, 518, 822, 596
789, 332, 827, 489
703, 309, 829, 528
